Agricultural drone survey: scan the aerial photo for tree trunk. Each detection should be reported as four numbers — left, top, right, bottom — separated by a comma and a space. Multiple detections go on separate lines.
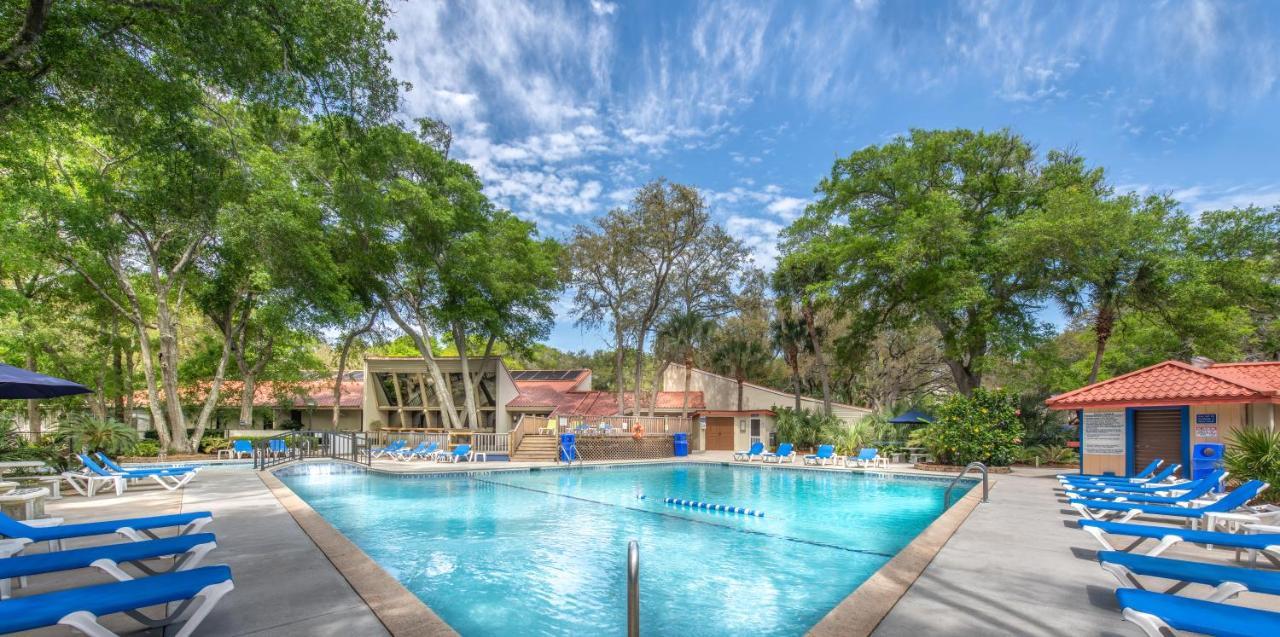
632, 331, 647, 417
680, 353, 693, 418
1088, 304, 1117, 385
333, 315, 375, 430
736, 374, 745, 411
945, 359, 982, 396
123, 336, 135, 427
614, 323, 626, 416
24, 348, 40, 436
801, 302, 832, 415
111, 318, 126, 421
189, 325, 234, 452
382, 299, 463, 429
154, 291, 190, 451
239, 374, 256, 427
792, 364, 802, 412
647, 360, 670, 417
131, 321, 171, 450
451, 322, 480, 430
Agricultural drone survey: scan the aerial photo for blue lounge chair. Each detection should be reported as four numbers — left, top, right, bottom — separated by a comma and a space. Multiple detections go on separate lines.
845, 447, 884, 468
1115, 588, 1280, 637
1070, 480, 1268, 523
1059, 459, 1161, 482
0, 510, 213, 552
1077, 519, 1280, 564
371, 440, 406, 459
391, 442, 430, 462
96, 452, 198, 476
1062, 463, 1181, 487
1066, 471, 1226, 505
1099, 550, 1280, 602
268, 439, 291, 457
60, 467, 123, 498
762, 443, 795, 464
78, 454, 195, 492
804, 444, 836, 466
229, 439, 253, 459
443, 444, 473, 463
0, 533, 217, 599
734, 441, 764, 462
1065, 472, 1213, 496
0, 564, 234, 637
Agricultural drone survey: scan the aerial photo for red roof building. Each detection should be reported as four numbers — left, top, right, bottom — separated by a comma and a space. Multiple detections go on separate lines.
507, 369, 705, 417
1046, 360, 1280, 478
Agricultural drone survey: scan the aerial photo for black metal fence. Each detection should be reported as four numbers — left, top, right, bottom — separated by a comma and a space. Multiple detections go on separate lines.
253, 430, 372, 470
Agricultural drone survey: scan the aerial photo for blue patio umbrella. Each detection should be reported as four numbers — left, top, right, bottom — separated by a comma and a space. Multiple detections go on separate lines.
888, 409, 934, 425
0, 363, 91, 399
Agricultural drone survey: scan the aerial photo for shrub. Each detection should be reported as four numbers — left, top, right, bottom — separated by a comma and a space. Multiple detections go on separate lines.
55, 416, 139, 455
1018, 444, 1079, 465
918, 388, 1024, 466
131, 440, 161, 457
773, 407, 846, 451
201, 435, 231, 454
1225, 427, 1280, 497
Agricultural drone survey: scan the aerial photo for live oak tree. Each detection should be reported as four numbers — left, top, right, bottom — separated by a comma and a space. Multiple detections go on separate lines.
782, 129, 1086, 395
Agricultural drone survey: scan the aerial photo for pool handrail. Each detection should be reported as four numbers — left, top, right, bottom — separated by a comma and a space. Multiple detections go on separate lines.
943, 462, 989, 508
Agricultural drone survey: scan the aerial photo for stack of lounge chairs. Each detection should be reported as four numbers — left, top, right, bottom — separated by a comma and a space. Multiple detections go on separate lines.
1059, 458, 1280, 635
62, 453, 202, 498
375, 440, 480, 463
0, 508, 232, 636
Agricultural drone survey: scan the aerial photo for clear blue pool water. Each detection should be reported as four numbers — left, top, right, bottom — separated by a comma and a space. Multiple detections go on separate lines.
277, 463, 971, 636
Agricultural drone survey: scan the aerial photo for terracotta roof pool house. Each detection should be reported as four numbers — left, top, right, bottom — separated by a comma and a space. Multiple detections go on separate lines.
1046, 360, 1280, 477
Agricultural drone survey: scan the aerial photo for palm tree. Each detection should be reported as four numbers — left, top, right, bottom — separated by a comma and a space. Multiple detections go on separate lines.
770, 315, 808, 412
652, 310, 713, 417
712, 333, 771, 411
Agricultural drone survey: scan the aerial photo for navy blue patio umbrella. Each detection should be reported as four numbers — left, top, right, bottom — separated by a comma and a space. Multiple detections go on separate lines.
888, 409, 934, 425
0, 363, 91, 399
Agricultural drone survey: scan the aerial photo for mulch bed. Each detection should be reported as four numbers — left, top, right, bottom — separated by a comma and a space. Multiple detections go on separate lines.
913, 462, 1012, 474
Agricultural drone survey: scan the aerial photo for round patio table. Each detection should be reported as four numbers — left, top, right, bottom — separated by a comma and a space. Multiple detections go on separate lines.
0, 461, 45, 476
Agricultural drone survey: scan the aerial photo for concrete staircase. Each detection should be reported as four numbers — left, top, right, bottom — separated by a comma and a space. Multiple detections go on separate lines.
510, 434, 559, 462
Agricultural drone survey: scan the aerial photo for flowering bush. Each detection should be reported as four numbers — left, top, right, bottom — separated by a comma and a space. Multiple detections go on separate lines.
916, 388, 1024, 466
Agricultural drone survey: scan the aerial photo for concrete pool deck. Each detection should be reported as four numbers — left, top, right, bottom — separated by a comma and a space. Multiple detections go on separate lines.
22, 458, 1280, 636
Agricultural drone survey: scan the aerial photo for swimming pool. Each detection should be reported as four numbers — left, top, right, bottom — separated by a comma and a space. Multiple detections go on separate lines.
277, 462, 973, 636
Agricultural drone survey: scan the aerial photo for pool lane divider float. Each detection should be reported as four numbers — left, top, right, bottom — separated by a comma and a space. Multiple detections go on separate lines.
661, 496, 764, 517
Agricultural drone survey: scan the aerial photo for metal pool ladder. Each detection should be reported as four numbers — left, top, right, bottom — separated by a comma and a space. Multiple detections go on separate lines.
943, 462, 989, 509
627, 540, 639, 637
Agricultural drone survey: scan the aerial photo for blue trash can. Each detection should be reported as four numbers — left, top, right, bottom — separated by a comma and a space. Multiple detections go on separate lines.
1192, 443, 1225, 491
559, 433, 577, 463
673, 432, 689, 457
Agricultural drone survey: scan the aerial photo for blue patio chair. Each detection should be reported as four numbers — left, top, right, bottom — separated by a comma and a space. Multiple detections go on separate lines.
77, 454, 195, 492
1062, 463, 1180, 487
761, 443, 795, 464
733, 441, 764, 462
96, 453, 197, 476
1069, 480, 1268, 523
1099, 550, 1280, 602
845, 448, 883, 468
1077, 519, 1280, 563
267, 439, 291, 457
231, 439, 253, 458
371, 440, 406, 459
1115, 588, 1280, 637
0, 565, 234, 637
1059, 458, 1161, 482
803, 444, 836, 466
0, 533, 218, 599
0, 510, 212, 552
1065, 471, 1226, 505
1064, 470, 1218, 496
443, 444, 473, 463
392, 442, 429, 462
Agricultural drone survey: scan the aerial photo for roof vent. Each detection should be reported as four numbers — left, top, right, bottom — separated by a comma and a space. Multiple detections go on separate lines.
1190, 356, 1216, 368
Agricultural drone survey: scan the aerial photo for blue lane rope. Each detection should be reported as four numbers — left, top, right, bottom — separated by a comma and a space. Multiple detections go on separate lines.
663, 497, 764, 517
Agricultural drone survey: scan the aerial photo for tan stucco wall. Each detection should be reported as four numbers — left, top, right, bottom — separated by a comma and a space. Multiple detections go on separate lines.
662, 364, 871, 425
1079, 403, 1252, 476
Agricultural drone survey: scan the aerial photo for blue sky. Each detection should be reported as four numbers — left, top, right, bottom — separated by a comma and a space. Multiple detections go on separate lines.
386, 0, 1280, 352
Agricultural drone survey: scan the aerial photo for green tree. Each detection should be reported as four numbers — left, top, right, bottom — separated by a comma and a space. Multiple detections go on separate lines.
711, 322, 772, 411
769, 313, 808, 412
782, 129, 1089, 395
653, 310, 713, 417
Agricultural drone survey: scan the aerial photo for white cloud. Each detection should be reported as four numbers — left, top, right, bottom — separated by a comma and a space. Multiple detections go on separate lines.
725, 215, 783, 269
765, 196, 810, 220
589, 1, 617, 17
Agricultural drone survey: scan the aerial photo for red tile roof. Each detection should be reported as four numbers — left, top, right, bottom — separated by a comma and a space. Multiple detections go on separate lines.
134, 380, 363, 409
508, 376, 704, 416
1046, 360, 1280, 409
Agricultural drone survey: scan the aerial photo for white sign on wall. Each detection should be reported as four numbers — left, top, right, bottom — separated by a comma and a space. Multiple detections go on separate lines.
1083, 411, 1126, 456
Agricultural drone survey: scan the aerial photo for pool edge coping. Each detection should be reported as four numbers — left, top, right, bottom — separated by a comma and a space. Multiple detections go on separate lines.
258, 468, 458, 637
806, 477, 993, 637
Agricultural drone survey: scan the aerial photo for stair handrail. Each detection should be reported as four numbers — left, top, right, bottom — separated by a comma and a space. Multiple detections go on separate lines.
943, 461, 989, 508
627, 540, 639, 637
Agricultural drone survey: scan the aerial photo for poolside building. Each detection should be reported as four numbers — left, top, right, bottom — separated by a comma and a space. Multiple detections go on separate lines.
1046, 359, 1280, 477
